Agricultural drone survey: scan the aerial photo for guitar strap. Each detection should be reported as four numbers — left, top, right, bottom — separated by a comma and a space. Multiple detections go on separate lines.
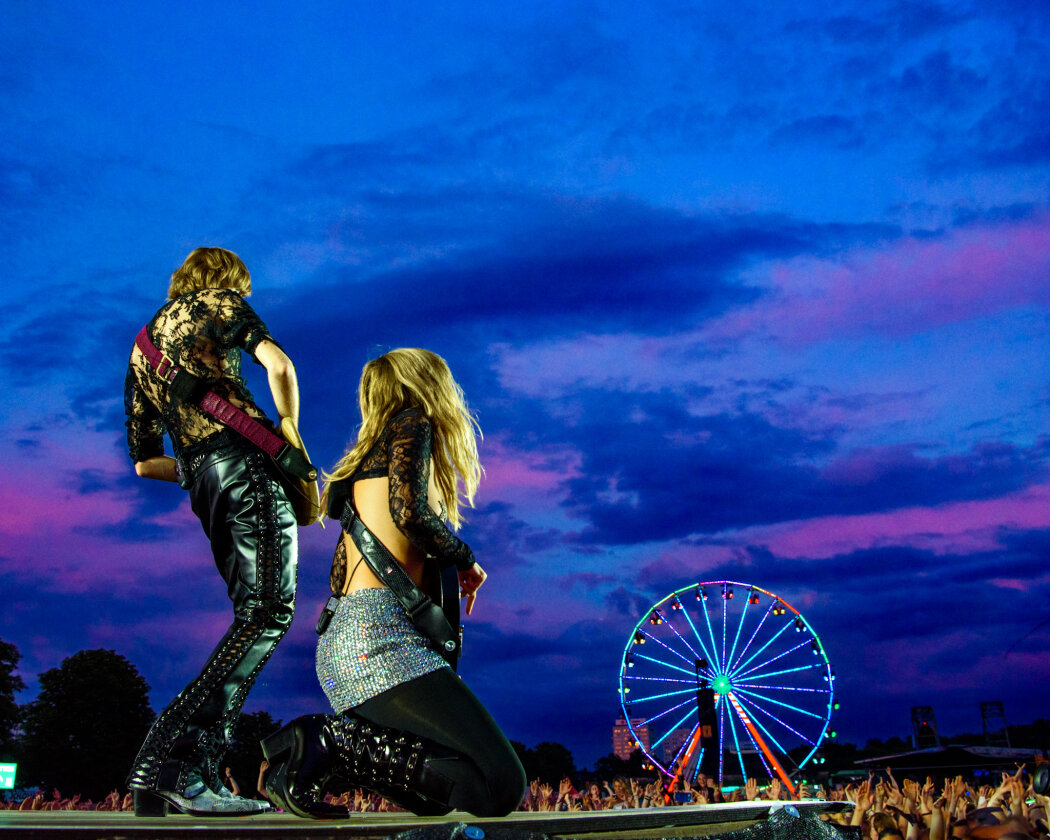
134, 325, 318, 485
318, 501, 460, 669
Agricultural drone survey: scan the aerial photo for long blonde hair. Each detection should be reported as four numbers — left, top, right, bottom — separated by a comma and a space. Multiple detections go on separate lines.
321, 348, 482, 528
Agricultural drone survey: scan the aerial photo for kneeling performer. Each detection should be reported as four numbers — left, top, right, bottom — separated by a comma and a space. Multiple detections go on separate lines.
263, 348, 525, 818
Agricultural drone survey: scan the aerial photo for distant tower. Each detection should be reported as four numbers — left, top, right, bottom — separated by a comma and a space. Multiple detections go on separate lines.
911, 705, 940, 748
981, 702, 1010, 747
613, 717, 650, 760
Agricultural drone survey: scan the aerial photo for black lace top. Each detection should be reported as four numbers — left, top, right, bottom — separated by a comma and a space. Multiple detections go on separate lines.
329, 408, 476, 594
124, 288, 279, 464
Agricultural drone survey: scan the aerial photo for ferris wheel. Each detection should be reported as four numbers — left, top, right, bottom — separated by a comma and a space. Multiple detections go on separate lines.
618, 580, 836, 795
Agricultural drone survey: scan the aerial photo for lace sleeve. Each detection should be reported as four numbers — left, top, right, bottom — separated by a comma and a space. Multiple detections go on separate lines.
211, 290, 280, 360
124, 365, 165, 462
387, 410, 476, 571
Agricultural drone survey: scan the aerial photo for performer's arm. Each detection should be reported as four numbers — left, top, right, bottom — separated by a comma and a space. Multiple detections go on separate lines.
135, 456, 178, 482
255, 339, 299, 426
387, 410, 476, 571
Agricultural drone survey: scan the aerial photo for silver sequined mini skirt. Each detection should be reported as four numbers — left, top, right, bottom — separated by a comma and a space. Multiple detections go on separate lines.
315, 586, 449, 712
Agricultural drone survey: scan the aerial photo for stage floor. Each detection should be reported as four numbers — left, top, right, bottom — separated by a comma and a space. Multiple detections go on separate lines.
0, 800, 849, 839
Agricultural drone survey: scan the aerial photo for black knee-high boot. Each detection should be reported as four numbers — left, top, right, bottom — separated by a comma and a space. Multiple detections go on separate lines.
261, 712, 457, 819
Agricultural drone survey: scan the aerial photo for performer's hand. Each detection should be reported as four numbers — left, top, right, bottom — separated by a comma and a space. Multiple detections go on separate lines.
458, 562, 487, 616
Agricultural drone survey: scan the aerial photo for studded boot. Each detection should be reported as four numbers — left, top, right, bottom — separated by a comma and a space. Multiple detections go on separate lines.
261, 711, 457, 819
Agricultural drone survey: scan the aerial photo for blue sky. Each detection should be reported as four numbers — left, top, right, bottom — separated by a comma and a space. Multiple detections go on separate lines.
2, 0, 1049, 771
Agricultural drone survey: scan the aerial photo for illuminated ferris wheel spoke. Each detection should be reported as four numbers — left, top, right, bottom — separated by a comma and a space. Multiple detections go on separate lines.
641, 627, 695, 667
733, 686, 827, 720
721, 593, 728, 672
717, 692, 726, 782
620, 580, 834, 790
699, 592, 724, 673
678, 603, 718, 667
651, 705, 702, 752
633, 650, 708, 678
627, 675, 699, 687
728, 601, 774, 674
631, 685, 699, 705
737, 691, 815, 751
731, 618, 793, 677
741, 683, 832, 695
732, 637, 813, 681
667, 721, 700, 775
638, 695, 698, 729
726, 693, 776, 778
663, 612, 703, 661
734, 694, 791, 756
634, 652, 707, 680
725, 596, 752, 675
723, 696, 751, 781
735, 661, 826, 684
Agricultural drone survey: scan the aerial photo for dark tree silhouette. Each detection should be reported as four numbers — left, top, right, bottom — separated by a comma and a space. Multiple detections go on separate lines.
591, 748, 647, 781
0, 638, 25, 761
221, 710, 282, 798
19, 649, 153, 799
511, 740, 577, 784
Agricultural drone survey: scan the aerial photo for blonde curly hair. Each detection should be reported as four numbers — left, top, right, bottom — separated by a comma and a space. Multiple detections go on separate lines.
168, 247, 251, 299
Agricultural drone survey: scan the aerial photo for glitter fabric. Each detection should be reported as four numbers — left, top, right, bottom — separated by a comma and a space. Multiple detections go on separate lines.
316, 587, 449, 712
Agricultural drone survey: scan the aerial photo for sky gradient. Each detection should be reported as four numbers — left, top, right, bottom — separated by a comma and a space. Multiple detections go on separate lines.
2, 0, 1049, 770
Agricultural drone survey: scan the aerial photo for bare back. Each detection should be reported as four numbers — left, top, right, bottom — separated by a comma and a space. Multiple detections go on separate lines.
326, 408, 477, 597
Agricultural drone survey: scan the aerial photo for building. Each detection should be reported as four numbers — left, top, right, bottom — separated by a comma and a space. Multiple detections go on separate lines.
612, 717, 650, 760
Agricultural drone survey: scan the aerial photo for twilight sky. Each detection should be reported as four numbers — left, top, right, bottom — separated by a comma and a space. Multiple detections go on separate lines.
2, 0, 1049, 771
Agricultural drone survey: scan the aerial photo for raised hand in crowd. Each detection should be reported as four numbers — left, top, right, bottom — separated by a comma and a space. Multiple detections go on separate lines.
767, 777, 782, 802
745, 777, 758, 801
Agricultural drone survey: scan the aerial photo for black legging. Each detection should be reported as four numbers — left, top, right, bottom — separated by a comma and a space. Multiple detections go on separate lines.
352, 667, 526, 817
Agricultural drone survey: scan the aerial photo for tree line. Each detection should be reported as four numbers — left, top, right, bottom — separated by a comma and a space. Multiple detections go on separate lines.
4, 637, 1047, 799
0, 639, 284, 800
0, 638, 619, 799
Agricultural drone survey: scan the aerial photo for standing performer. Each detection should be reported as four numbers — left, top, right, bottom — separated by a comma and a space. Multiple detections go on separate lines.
124, 247, 311, 816
262, 348, 525, 819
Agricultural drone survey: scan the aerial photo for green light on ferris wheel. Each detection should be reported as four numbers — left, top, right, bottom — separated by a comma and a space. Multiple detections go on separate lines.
712, 674, 732, 694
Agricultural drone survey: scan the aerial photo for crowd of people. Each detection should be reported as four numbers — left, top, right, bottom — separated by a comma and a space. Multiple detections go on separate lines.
5, 762, 1047, 838
505, 765, 1049, 839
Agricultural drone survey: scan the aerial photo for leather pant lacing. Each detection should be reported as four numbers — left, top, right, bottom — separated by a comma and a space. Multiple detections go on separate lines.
128, 444, 297, 794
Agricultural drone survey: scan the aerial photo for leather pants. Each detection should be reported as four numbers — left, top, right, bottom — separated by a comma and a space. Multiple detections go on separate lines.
127, 443, 297, 793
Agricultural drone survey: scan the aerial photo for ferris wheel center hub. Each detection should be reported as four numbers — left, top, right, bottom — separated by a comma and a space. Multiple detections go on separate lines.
712, 674, 732, 694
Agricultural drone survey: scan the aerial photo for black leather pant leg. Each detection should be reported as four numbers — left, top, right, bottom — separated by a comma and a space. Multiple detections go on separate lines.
127, 448, 297, 793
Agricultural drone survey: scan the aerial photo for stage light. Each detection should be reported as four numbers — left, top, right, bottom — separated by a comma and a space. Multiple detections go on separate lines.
723, 584, 734, 600
748, 588, 760, 604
